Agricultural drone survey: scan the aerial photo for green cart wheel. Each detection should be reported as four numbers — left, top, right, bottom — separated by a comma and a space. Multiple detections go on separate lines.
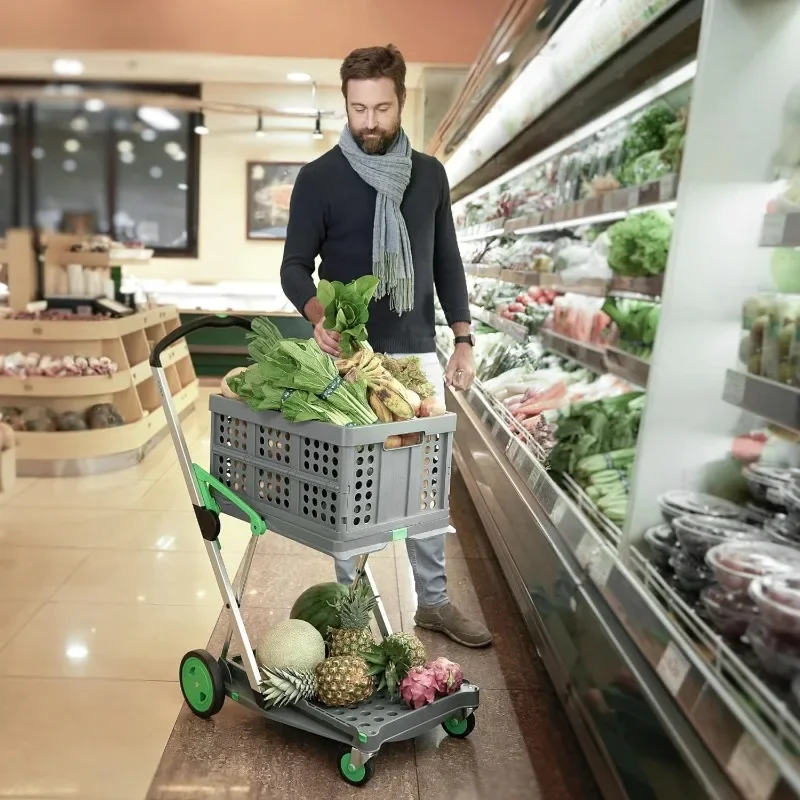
442, 713, 476, 738
180, 649, 225, 719
338, 750, 376, 787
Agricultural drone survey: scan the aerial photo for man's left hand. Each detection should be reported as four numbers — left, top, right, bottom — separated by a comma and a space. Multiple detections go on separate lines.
445, 344, 476, 392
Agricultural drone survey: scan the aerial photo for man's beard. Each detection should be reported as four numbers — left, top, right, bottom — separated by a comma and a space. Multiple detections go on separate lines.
352, 119, 401, 155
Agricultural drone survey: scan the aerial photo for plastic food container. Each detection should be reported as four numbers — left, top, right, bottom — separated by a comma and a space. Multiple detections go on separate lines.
672, 515, 763, 560
749, 572, 800, 637
643, 524, 675, 569
740, 293, 773, 375
764, 515, 800, 547
657, 491, 741, 525
669, 550, 714, 594
760, 294, 800, 385
742, 465, 790, 506
747, 620, 800, 680
701, 585, 759, 641
706, 541, 800, 592
783, 483, 800, 519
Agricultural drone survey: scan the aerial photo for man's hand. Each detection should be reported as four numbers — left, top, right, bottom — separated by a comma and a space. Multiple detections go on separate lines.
445, 344, 475, 392
304, 297, 341, 358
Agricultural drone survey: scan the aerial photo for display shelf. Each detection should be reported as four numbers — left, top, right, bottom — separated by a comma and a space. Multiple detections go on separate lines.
540, 329, 606, 373
1, 305, 198, 475
722, 370, 800, 431
449, 362, 800, 798
456, 222, 506, 242
469, 305, 528, 342
56, 247, 154, 267
463, 263, 501, 278
603, 346, 650, 388
609, 275, 665, 299
759, 213, 800, 248
503, 177, 679, 237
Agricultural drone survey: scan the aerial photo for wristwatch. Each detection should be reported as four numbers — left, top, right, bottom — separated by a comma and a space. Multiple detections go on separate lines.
454, 335, 475, 347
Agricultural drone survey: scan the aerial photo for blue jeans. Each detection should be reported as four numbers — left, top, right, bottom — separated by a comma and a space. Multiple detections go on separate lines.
334, 352, 449, 609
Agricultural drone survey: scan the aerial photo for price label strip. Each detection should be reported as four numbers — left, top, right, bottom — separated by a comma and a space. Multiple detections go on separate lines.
588, 549, 614, 589
727, 733, 780, 800
575, 534, 597, 569
760, 214, 788, 247
723, 370, 748, 408
656, 641, 690, 697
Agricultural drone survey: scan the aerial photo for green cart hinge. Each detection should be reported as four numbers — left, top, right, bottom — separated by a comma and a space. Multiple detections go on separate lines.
192, 464, 267, 536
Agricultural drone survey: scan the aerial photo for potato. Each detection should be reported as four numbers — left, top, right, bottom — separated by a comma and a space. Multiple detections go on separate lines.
384, 435, 403, 449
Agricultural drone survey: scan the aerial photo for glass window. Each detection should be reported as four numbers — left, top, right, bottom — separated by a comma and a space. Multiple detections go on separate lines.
0, 103, 15, 236
33, 99, 109, 235
113, 107, 192, 250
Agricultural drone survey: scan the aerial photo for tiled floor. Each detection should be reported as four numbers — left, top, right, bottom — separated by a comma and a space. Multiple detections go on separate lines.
0, 392, 599, 800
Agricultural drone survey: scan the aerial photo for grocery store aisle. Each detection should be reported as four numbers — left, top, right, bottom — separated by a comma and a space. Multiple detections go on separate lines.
144, 465, 599, 798
0, 390, 254, 800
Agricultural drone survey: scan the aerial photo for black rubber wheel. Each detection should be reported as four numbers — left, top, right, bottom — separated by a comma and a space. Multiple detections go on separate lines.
338, 750, 376, 786
179, 649, 226, 719
442, 713, 476, 738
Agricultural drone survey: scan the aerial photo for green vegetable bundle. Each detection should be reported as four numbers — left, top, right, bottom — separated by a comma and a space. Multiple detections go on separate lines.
619, 104, 676, 167
548, 393, 645, 475
602, 298, 660, 360
317, 276, 380, 357
226, 317, 377, 426
607, 211, 673, 277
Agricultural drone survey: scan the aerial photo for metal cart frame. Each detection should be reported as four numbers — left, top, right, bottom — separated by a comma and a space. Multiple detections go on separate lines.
150, 315, 480, 786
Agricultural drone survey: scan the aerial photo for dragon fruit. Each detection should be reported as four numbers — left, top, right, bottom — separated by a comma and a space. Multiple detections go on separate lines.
399, 666, 437, 709
425, 657, 463, 695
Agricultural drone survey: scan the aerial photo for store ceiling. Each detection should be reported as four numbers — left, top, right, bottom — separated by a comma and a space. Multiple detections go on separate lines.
0, 0, 503, 71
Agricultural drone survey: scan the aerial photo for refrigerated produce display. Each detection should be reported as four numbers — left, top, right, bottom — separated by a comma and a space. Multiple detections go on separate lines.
439, 1, 800, 798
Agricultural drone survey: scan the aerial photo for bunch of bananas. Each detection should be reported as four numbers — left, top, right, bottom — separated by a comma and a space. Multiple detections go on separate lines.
335, 351, 420, 422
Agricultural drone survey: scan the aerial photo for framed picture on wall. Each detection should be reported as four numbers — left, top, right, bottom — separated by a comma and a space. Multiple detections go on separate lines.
246, 161, 304, 240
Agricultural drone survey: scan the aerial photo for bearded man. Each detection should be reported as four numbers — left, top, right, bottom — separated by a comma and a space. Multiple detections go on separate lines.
280, 44, 492, 648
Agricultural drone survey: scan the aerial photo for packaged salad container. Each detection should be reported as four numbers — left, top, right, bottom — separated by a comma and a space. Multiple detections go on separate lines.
764, 515, 800, 546
669, 550, 714, 594
747, 619, 800, 680
701, 585, 759, 641
706, 541, 800, 592
742, 464, 790, 506
658, 490, 741, 525
740, 293, 774, 375
749, 572, 800, 637
643, 524, 675, 570
672, 515, 762, 559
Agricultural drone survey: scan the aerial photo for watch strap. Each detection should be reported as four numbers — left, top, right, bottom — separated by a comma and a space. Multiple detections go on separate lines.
454, 335, 475, 347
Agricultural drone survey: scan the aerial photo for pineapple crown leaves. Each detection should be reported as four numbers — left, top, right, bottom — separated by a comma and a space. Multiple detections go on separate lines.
362, 639, 414, 697
259, 665, 317, 708
327, 582, 379, 631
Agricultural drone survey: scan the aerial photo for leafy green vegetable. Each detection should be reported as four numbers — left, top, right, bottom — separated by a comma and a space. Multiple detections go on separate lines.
602, 298, 661, 359
661, 109, 687, 173
607, 211, 673, 277
617, 150, 670, 187
620, 104, 676, 164
226, 315, 376, 426
318, 276, 380, 357
548, 393, 645, 475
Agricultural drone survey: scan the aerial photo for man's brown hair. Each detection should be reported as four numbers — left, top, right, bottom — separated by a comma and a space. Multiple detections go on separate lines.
340, 44, 407, 102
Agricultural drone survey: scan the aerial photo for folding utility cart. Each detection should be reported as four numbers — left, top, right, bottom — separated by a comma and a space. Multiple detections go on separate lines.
151, 315, 480, 786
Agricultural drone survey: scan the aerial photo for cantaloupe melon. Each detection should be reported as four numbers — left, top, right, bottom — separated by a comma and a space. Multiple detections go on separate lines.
255, 619, 325, 673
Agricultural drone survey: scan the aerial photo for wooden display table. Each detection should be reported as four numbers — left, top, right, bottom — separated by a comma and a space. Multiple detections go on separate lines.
0, 305, 198, 476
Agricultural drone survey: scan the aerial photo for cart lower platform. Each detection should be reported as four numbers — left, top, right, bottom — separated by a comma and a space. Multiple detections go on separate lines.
152, 315, 481, 787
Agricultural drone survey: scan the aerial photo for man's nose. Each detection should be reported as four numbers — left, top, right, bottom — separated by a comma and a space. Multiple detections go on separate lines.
366, 111, 377, 129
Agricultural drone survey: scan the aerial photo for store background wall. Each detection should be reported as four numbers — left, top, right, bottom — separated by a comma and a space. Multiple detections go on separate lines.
147, 81, 425, 285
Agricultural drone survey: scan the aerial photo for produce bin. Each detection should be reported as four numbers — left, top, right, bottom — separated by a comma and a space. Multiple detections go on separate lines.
209, 394, 456, 558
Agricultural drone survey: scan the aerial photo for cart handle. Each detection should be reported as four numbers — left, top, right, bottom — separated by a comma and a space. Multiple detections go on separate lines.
149, 313, 253, 367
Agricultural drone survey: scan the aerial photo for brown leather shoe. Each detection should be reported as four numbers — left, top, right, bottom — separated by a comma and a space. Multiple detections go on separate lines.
414, 602, 493, 648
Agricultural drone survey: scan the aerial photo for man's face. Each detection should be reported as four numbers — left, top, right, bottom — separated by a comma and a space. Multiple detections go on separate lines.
345, 76, 403, 154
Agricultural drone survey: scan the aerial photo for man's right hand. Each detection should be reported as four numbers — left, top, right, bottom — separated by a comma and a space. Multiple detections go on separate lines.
314, 318, 341, 358
304, 297, 341, 358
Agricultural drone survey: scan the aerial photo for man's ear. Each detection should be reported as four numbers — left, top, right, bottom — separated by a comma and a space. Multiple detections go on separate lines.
400, 90, 407, 111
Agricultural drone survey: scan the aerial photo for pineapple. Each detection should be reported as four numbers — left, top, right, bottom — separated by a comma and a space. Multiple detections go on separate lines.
364, 633, 428, 697
315, 655, 375, 707
327, 582, 378, 657
260, 666, 317, 708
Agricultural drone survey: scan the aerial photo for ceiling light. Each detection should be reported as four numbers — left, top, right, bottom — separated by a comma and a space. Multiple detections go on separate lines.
64, 138, 80, 153
312, 111, 323, 140
120, 151, 135, 164
0, 113, 6, 126
52, 58, 84, 76
70, 116, 88, 132
149, 166, 163, 179
85, 98, 104, 113
255, 112, 265, 138
116, 140, 133, 154
172, 150, 187, 162
0, 143, 9, 156
496, 51, 511, 65
178, 183, 188, 191
141, 128, 157, 142
32, 147, 45, 160
137, 107, 181, 131
287, 72, 312, 82
62, 158, 77, 173
194, 113, 209, 135
164, 142, 181, 156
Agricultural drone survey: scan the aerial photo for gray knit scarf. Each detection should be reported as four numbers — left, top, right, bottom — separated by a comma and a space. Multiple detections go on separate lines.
339, 125, 414, 315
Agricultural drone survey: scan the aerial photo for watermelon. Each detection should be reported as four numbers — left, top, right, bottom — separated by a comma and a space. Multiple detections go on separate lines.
290, 582, 349, 639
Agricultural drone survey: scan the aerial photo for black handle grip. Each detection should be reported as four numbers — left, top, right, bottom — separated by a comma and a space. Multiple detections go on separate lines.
149, 313, 253, 367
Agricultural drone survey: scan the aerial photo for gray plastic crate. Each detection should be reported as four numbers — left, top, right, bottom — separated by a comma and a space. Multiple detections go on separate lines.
208, 394, 456, 557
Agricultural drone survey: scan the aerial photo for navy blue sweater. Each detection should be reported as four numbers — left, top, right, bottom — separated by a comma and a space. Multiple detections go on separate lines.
280, 145, 470, 354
